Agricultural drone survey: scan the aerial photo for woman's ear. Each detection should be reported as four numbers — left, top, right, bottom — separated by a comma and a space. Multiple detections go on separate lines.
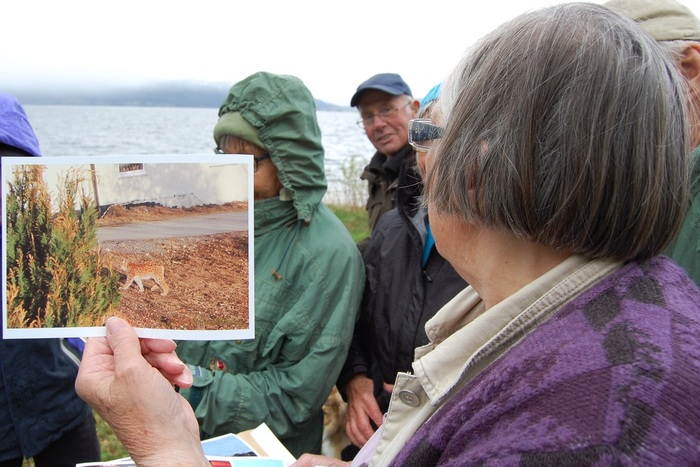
678, 42, 700, 147
678, 42, 700, 82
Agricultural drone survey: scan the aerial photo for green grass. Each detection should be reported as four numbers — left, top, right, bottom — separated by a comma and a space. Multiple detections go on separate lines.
20, 410, 128, 465
70, 203, 369, 463
329, 203, 369, 243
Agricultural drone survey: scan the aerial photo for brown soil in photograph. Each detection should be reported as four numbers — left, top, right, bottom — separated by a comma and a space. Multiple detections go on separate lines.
98, 203, 250, 331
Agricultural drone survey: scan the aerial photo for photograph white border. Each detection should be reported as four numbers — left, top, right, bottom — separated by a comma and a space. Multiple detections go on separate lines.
2, 154, 255, 340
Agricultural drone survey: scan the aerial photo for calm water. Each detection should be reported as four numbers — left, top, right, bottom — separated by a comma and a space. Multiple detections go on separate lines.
23, 105, 374, 204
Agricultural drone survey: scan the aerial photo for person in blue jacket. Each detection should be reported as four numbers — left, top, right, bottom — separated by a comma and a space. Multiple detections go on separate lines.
0, 93, 101, 467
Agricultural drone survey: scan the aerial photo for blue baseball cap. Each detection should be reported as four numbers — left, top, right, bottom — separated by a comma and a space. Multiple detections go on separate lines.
350, 73, 412, 107
421, 83, 442, 110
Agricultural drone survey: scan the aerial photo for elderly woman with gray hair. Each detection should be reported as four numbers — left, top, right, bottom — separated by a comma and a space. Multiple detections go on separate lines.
76, 3, 700, 466
366, 1, 700, 464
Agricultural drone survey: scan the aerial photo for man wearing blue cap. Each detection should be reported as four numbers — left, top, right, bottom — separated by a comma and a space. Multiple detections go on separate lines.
350, 73, 419, 250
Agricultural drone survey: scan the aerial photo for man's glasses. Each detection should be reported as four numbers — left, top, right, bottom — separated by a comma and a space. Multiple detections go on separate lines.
357, 101, 412, 129
408, 119, 444, 152
215, 147, 271, 173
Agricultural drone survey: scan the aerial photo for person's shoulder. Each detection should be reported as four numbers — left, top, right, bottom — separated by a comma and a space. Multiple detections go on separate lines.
366, 208, 406, 243
556, 256, 700, 349
375, 206, 402, 225
303, 205, 361, 254
645, 256, 700, 312
691, 145, 700, 194
578, 256, 699, 317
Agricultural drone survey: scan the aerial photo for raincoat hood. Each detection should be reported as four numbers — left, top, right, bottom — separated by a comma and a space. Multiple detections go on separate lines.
215, 72, 326, 223
0, 94, 41, 157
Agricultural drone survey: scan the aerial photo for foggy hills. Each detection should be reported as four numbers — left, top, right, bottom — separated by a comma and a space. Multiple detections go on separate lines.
7, 81, 351, 112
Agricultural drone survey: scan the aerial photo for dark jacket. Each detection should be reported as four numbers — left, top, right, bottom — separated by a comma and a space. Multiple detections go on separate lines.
357, 144, 413, 251
0, 338, 91, 460
0, 93, 92, 461
338, 153, 467, 412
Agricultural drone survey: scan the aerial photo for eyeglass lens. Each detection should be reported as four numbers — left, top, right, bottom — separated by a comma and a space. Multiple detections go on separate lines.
214, 148, 269, 173
409, 119, 444, 149
358, 102, 411, 128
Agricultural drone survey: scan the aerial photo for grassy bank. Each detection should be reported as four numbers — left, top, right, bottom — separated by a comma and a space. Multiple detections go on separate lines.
330, 203, 370, 243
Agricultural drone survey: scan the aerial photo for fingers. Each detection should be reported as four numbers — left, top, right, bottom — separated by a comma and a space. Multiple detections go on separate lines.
75, 336, 112, 402
103, 317, 190, 387
346, 418, 373, 446
142, 337, 190, 387
345, 398, 380, 447
292, 454, 350, 467
80, 335, 113, 365
141, 337, 177, 354
345, 417, 369, 447
344, 375, 383, 447
367, 401, 384, 429
105, 317, 144, 367
144, 351, 192, 388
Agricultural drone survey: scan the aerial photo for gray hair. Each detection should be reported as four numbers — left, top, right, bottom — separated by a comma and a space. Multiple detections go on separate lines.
418, 100, 438, 119
658, 39, 699, 60
427, 2, 690, 261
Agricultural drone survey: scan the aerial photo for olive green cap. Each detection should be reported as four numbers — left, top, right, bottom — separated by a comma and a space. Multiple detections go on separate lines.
213, 111, 266, 151
604, 0, 700, 41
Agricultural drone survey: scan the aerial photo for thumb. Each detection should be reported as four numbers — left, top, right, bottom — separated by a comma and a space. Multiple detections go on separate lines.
105, 317, 142, 363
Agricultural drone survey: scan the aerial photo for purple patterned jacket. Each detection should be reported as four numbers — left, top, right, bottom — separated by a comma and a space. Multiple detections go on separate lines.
392, 256, 700, 466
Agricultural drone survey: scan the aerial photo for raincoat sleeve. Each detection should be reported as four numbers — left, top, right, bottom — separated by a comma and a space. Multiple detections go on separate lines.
337, 215, 387, 400
179, 233, 364, 450
336, 283, 372, 401
665, 146, 700, 286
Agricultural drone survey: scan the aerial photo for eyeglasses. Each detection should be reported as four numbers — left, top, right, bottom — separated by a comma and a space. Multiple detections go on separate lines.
357, 101, 412, 129
215, 147, 271, 173
408, 118, 444, 152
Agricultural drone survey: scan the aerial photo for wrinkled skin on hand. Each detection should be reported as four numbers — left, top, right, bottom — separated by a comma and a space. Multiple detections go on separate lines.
344, 374, 385, 448
75, 317, 209, 467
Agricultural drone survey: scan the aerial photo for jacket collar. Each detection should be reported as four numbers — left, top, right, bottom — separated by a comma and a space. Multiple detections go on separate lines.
253, 197, 298, 236
364, 144, 413, 182
412, 255, 619, 405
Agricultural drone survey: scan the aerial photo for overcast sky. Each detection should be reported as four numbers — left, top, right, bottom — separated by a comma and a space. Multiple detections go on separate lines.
3, 0, 698, 106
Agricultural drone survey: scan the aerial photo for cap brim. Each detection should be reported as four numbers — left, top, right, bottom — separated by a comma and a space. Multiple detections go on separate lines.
350, 85, 406, 107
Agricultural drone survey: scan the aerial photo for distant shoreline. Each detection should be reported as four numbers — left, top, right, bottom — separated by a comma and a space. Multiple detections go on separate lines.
8, 81, 353, 112
23, 101, 353, 112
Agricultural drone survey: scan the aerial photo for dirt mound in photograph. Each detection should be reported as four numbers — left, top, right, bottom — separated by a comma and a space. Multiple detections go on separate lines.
99, 202, 250, 330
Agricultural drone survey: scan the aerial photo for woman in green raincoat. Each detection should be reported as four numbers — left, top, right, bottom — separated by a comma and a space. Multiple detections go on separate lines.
176, 72, 365, 458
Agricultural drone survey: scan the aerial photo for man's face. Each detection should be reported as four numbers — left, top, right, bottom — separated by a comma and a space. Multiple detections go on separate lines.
357, 90, 418, 157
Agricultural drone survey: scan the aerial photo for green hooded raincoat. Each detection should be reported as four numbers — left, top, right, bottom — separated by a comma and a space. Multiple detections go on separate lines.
665, 145, 700, 286
176, 72, 364, 457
